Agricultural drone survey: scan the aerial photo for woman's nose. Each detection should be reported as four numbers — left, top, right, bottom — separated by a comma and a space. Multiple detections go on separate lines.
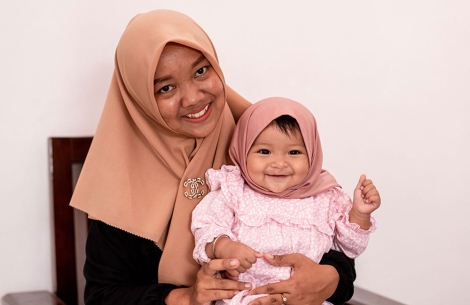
181, 81, 204, 107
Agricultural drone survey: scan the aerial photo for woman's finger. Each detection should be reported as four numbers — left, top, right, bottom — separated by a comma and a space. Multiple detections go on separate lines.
248, 280, 287, 296
203, 258, 240, 276
200, 260, 252, 292
192, 278, 241, 304
262, 253, 302, 268
248, 253, 331, 305
247, 293, 286, 305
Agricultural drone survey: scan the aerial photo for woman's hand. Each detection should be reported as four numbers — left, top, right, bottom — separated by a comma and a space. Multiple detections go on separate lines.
247, 253, 339, 305
165, 258, 252, 305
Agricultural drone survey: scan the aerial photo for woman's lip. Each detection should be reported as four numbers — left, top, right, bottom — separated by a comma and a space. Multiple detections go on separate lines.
185, 103, 210, 118
183, 103, 212, 122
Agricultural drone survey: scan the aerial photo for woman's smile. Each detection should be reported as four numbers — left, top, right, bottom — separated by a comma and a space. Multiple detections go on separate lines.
184, 103, 211, 120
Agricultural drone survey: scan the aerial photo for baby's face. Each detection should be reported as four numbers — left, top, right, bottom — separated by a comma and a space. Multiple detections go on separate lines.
246, 124, 309, 193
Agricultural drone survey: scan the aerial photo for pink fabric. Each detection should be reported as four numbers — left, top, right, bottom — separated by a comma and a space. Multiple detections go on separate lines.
192, 166, 376, 305
229, 97, 339, 198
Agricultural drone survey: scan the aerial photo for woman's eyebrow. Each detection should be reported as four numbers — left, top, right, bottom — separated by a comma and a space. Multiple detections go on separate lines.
153, 55, 208, 85
192, 54, 207, 69
154, 76, 170, 85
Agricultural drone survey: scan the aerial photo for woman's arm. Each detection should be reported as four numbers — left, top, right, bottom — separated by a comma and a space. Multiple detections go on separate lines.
320, 250, 356, 304
84, 220, 179, 305
84, 220, 250, 305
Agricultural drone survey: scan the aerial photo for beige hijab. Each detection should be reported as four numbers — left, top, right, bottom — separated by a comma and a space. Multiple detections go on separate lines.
70, 9, 246, 286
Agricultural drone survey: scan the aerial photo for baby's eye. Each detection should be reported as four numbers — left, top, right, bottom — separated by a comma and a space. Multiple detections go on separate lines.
195, 66, 208, 77
258, 149, 270, 155
288, 150, 301, 155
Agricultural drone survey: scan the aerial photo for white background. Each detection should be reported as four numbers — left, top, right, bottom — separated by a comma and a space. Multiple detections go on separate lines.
1, 1, 469, 304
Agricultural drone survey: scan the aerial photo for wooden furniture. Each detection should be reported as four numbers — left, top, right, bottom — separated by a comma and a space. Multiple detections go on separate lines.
2, 136, 405, 305
2, 137, 93, 305
49, 137, 93, 305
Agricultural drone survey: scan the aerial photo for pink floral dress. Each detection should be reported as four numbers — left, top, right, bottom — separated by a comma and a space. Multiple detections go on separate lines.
192, 166, 376, 305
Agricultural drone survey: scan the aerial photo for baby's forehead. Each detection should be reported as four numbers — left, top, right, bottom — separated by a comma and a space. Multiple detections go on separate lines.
252, 123, 305, 145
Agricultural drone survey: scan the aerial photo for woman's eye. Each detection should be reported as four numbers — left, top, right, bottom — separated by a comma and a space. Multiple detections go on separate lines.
195, 66, 208, 77
258, 149, 270, 155
157, 85, 175, 94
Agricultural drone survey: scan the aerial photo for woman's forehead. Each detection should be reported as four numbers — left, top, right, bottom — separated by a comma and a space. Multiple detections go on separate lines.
153, 43, 205, 77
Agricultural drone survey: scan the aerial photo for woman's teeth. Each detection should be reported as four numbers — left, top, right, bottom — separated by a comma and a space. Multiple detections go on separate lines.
186, 104, 209, 119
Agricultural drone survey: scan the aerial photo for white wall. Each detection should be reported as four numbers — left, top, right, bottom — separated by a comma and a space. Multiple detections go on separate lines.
1, 1, 469, 304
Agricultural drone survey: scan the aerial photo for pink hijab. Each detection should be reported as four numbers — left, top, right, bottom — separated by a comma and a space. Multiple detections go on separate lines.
229, 97, 339, 198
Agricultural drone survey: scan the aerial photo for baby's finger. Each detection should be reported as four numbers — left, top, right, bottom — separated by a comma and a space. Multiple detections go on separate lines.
224, 268, 241, 278
221, 270, 239, 280
366, 194, 381, 204
355, 174, 367, 191
362, 187, 380, 198
242, 259, 255, 270
247, 252, 261, 264
236, 265, 248, 274
361, 178, 374, 188
362, 183, 377, 195
363, 187, 378, 197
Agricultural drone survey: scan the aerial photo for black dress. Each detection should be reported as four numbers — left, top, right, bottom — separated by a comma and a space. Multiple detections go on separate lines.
84, 220, 355, 305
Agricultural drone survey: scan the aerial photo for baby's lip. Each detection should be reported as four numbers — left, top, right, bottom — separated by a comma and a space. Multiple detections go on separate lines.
266, 170, 290, 176
266, 174, 289, 178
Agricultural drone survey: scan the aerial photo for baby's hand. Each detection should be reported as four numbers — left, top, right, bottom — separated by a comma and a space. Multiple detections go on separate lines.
215, 237, 262, 276
353, 174, 381, 215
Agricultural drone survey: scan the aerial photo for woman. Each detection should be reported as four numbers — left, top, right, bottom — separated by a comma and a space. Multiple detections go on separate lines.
70, 9, 355, 305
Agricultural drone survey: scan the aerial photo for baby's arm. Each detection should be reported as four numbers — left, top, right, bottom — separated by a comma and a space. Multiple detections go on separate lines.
192, 188, 262, 276
348, 174, 381, 230
205, 236, 263, 275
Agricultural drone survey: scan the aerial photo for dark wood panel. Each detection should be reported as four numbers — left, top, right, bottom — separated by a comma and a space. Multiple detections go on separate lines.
49, 137, 93, 305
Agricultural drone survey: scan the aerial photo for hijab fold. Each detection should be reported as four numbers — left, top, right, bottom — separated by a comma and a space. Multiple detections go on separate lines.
70, 9, 247, 286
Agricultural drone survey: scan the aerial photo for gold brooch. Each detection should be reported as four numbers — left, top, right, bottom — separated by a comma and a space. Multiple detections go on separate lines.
183, 178, 205, 199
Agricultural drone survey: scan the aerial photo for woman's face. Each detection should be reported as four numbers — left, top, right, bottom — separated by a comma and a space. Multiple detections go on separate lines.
154, 43, 225, 138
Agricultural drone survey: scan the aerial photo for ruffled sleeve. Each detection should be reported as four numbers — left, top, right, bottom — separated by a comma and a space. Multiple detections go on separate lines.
191, 166, 243, 264
330, 187, 377, 258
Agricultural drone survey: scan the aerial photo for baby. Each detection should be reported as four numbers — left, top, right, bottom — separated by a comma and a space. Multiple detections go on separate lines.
192, 97, 380, 305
